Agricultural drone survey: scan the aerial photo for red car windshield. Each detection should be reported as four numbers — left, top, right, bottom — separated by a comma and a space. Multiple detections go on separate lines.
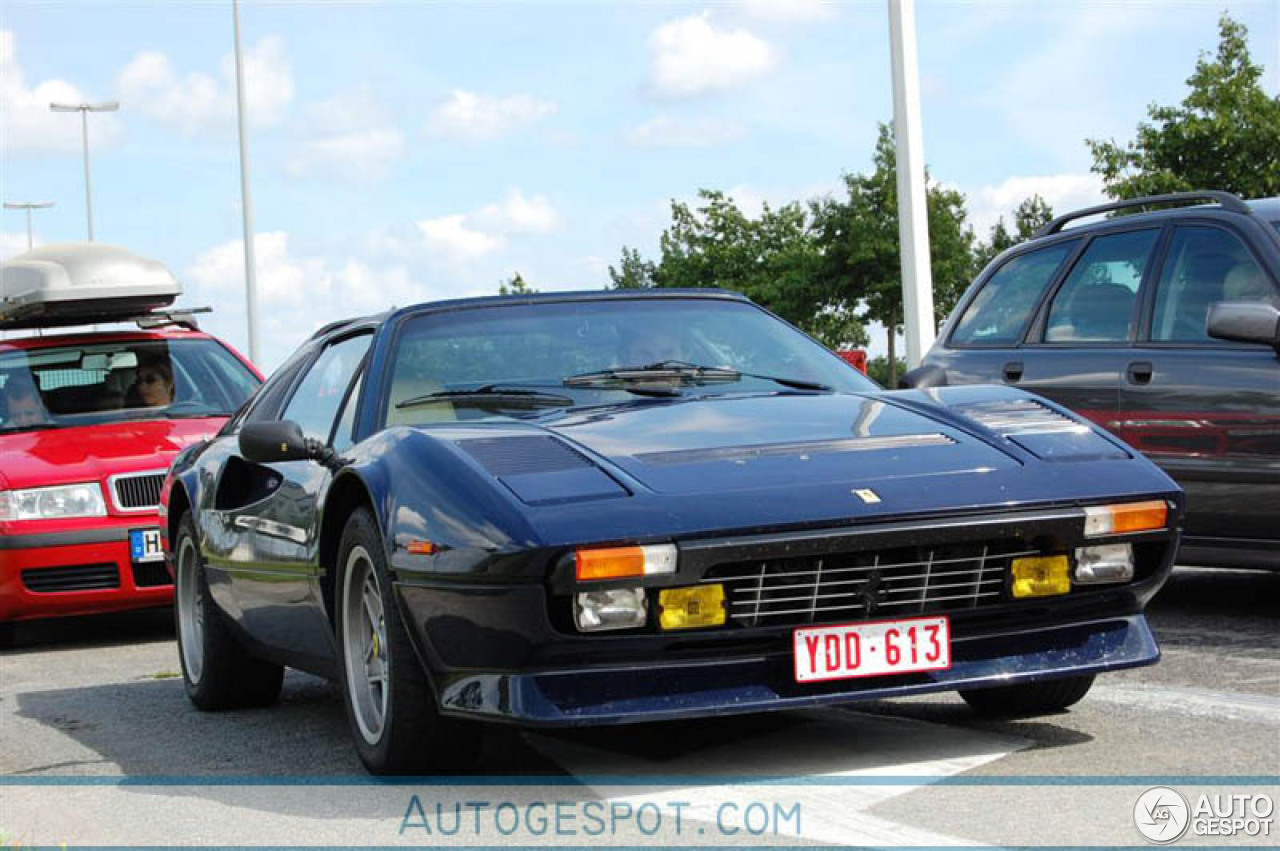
0, 338, 260, 433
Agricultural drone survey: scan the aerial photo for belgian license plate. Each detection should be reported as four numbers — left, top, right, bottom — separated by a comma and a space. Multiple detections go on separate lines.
129, 529, 165, 564
794, 615, 951, 683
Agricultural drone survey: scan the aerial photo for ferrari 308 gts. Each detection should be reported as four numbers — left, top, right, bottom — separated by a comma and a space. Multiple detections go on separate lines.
161, 289, 1183, 774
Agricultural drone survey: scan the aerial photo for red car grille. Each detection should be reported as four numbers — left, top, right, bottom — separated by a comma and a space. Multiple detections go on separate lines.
22, 564, 120, 593
110, 472, 166, 510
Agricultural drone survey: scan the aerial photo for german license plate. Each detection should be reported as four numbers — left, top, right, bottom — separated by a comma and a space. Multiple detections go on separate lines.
794, 615, 951, 683
129, 529, 165, 563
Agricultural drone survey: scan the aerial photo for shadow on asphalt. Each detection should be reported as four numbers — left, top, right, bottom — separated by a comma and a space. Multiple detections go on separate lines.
2, 608, 174, 655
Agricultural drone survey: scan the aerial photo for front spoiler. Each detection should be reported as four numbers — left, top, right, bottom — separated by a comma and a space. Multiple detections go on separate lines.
435, 614, 1158, 726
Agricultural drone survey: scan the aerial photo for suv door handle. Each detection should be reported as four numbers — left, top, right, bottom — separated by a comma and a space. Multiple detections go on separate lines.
1002, 361, 1023, 382
1127, 361, 1154, 385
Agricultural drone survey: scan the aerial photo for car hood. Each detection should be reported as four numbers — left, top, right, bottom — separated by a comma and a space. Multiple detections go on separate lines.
540, 393, 1019, 495
0, 418, 222, 490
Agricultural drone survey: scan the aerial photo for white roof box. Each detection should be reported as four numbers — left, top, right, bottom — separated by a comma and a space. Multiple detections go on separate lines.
1, 242, 182, 330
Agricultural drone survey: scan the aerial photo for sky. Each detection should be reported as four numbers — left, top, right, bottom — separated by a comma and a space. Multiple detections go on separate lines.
2, 0, 1278, 370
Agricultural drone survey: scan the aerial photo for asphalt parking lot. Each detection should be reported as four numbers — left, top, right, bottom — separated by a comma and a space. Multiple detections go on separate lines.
2, 566, 1277, 846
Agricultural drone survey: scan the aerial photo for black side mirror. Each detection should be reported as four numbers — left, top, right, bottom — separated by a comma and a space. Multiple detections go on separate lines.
1207, 302, 1280, 347
900, 363, 947, 390
240, 420, 312, 463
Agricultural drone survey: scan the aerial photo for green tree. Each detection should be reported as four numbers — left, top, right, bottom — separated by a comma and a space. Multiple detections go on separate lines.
975, 195, 1054, 269
1087, 13, 1280, 199
498, 272, 537, 295
608, 246, 658, 289
620, 190, 867, 348
811, 123, 976, 386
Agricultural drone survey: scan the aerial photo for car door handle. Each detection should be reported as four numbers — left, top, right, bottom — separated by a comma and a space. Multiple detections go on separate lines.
1127, 361, 1154, 385
1002, 361, 1023, 383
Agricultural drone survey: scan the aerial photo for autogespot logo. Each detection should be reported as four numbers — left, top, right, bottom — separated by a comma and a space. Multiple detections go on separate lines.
1135, 786, 1191, 844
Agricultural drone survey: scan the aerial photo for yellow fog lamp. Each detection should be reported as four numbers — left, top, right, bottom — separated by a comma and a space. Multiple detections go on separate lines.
1010, 555, 1071, 598
658, 584, 726, 630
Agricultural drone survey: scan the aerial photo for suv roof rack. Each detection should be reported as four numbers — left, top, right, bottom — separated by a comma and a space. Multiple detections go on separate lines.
133, 307, 212, 331
1035, 190, 1252, 237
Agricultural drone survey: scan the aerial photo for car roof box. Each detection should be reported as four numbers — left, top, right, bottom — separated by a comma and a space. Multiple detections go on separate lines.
1, 242, 183, 330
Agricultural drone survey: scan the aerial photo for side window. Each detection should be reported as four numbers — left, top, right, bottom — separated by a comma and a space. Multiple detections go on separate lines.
330, 371, 363, 452
1044, 229, 1159, 343
949, 241, 1078, 346
281, 334, 372, 441
1151, 226, 1278, 342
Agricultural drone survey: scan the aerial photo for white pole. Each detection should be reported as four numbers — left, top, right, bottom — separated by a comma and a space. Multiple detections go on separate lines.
80, 109, 94, 241
888, 0, 935, 369
232, 0, 261, 364
4, 202, 54, 251
50, 103, 117, 242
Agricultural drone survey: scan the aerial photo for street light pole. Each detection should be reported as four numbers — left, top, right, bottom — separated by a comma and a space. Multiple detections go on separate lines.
49, 102, 118, 241
887, 0, 935, 370
3, 201, 55, 250
232, 0, 261, 363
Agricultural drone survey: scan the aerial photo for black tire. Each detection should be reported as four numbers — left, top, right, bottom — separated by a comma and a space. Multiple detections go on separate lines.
173, 511, 284, 710
959, 674, 1095, 717
0, 621, 16, 649
334, 508, 480, 775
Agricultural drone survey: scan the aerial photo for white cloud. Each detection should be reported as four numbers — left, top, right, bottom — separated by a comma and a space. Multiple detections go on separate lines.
185, 232, 427, 369
415, 189, 562, 263
425, 90, 557, 141
968, 173, 1106, 237
117, 37, 293, 135
648, 13, 777, 98
474, 189, 561, 234
1, 232, 32, 261
0, 29, 123, 154
628, 115, 747, 147
742, 0, 836, 23
286, 128, 405, 183
416, 215, 505, 261
284, 89, 405, 184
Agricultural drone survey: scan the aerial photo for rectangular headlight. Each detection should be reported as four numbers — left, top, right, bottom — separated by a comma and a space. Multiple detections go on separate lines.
1010, 554, 1071, 598
1074, 543, 1135, 584
575, 587, 647, 632
1083, 500, 1168, 537
0, 483, 107, 522
575, 543, 677, 581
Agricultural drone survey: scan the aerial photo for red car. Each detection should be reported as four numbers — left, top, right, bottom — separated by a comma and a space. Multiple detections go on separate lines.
1, 245, 262, 644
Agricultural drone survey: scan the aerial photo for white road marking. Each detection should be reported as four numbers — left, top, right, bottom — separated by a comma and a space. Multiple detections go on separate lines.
527, 708, 1028, 846
1093, 682, 1280, 724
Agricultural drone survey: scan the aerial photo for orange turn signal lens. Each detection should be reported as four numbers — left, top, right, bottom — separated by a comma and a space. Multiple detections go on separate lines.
575, 543, 677, 581
406, 540, 439, 555
1083, 500, 1169, 537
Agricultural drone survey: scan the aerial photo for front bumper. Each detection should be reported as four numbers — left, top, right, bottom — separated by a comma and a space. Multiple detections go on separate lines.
435, 614, 1158, 725
0, 525, 173, 621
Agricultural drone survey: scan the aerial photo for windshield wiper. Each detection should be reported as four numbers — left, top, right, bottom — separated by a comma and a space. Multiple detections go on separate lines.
396, 384, 575, 411
563, 361, 832, 393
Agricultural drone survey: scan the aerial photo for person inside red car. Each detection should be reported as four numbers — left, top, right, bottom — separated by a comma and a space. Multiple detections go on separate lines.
130, 355, 175, 408
1, 374, 49, 427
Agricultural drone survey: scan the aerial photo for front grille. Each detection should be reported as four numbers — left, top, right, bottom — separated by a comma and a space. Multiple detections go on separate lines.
110, 471, 166, 510
131, 560, 173, 588
705, 541, 1035, 628
22, 564, 120, 593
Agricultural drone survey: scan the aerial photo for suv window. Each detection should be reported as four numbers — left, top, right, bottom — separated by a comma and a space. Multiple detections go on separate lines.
1044, 229, 1159, 343
281, 334, 372, 441
948, 241, 1078, 346
1151, 225, 1278, 342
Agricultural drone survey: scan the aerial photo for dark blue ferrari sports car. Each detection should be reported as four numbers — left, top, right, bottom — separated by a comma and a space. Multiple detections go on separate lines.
161, 289, 1183, 774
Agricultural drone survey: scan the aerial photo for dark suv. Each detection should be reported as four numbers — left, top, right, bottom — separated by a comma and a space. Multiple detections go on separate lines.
906, 192, 1280, 570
